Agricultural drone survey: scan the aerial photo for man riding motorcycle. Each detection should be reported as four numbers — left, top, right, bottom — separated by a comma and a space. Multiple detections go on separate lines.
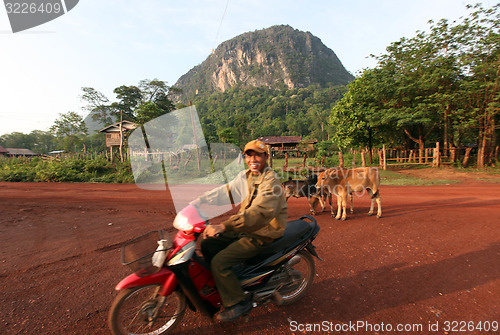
190, 139, 288, 322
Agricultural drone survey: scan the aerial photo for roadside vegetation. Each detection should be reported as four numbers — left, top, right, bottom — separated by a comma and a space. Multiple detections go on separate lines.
3, 155, 500, 185
0, 156, 133, 183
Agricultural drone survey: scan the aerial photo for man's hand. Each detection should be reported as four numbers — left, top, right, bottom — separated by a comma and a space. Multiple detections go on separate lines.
203, 223, 225, 239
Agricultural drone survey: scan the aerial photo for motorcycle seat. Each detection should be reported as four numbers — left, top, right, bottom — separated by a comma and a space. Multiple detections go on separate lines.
245, 218, 314, 265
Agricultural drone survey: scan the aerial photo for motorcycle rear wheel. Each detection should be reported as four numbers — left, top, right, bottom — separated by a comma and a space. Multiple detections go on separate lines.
278, 250, 315, 305
109, 284, 186, 335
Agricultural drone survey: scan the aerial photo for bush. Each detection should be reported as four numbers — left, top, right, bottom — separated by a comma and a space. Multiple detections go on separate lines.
0, 156, 134, 183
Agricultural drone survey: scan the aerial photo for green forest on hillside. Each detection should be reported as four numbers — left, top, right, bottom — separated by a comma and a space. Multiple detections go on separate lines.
191, 85, 346, 144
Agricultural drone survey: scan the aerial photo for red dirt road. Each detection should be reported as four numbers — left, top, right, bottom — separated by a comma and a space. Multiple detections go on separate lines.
0, 181, 499, 335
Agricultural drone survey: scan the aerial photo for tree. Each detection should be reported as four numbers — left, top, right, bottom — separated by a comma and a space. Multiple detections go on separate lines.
111, 85, 142, 120
29, 130, 58, 154
50, 111, 88, 137
0, 132, 33, 149
81, 87, 113, 126
370, 33, 451, 159
453, 4, 500, 166
0, 131, 58, 154
217, 128, 237, 144
111, 79, 175, 124
330, 3, 499, 166
82, 79, 176, 127
330, 69, 391, 151
50, 112, 88, 152
234, 114, 250, 142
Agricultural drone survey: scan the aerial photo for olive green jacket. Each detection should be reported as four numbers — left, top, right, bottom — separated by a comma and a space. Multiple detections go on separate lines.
198, 166, 288, 241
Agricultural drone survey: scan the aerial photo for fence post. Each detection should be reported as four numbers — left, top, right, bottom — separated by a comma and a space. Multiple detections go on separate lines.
268, 145, 273, 168
338, 151, 344, 168
450, 147, 456, 163
382, 144, 387, 170
433, 142, 440, 168
361, 150, 366, 167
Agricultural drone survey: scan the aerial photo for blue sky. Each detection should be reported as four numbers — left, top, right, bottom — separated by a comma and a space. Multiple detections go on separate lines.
0, 0, 486, 136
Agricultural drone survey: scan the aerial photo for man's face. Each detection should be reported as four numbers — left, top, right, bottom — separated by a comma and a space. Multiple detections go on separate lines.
244, 150, 267, 175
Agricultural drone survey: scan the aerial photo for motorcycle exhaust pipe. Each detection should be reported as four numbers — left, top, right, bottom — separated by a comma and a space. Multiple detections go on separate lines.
288, 255, 301, 267
272, 291, 283, 305
252, 289, 284, 305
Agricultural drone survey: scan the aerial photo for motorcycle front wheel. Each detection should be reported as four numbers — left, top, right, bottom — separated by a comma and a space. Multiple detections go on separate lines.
278, 250, 315, 305
109, 284, 186, 335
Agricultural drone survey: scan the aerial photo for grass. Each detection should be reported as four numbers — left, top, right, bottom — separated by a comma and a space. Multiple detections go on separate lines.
378, 170, 462, 186
270, 157, 462, 185
455, 166, 500, 175
269, 158, 479, 186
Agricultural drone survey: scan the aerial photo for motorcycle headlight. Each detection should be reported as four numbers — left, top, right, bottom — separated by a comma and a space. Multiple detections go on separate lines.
173, 212, 193, 232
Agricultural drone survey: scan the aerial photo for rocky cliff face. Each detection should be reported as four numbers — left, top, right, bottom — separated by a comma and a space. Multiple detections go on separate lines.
172, 25, 353, 103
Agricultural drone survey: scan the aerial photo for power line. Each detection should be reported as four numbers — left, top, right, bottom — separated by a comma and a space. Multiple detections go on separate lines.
213, 0, 230, 52
193, 0, 230, 101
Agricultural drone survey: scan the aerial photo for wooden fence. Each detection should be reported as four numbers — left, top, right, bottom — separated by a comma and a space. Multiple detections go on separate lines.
280, 142, 499, 171
383, 143, 499, 169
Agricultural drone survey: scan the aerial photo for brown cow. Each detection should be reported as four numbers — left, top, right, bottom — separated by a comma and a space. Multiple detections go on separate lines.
316, 167, 381, 220
282, 175, 330, 215
315, 169, 350, 217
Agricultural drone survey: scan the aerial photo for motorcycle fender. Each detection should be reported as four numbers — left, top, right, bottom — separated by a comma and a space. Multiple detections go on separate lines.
115, 268, 178, 296
306, 243, 323, 261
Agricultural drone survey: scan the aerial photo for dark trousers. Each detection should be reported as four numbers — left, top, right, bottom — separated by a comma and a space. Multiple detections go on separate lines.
201, 232, 267, 307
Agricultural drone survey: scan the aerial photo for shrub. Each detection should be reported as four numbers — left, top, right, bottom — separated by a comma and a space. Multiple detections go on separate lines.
0, 156, 134, 183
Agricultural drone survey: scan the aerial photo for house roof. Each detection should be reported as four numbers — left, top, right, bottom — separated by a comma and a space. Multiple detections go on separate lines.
0, 145, 8, 154
257, 136, 302, 144
6, 148, 37, 156
99, 120, 138, 133
257, 136, 318, 144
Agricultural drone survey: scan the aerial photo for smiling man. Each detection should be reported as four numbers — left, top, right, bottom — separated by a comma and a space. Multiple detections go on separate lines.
191, 139, 288, 322
244, 140, 268, 174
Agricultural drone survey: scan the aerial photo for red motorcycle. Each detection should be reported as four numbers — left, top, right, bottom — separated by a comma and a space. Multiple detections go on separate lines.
108, 204, 321, 335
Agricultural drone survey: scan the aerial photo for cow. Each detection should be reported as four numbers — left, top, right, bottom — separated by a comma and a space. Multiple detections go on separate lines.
315, 169, 347, 217
316, 167, 381, 220
282, 174, 330, 215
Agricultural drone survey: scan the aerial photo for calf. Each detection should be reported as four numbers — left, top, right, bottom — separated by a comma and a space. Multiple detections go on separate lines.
316, 167, 381, 220
316, 169, 340, 217
282, 175, 329, 215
